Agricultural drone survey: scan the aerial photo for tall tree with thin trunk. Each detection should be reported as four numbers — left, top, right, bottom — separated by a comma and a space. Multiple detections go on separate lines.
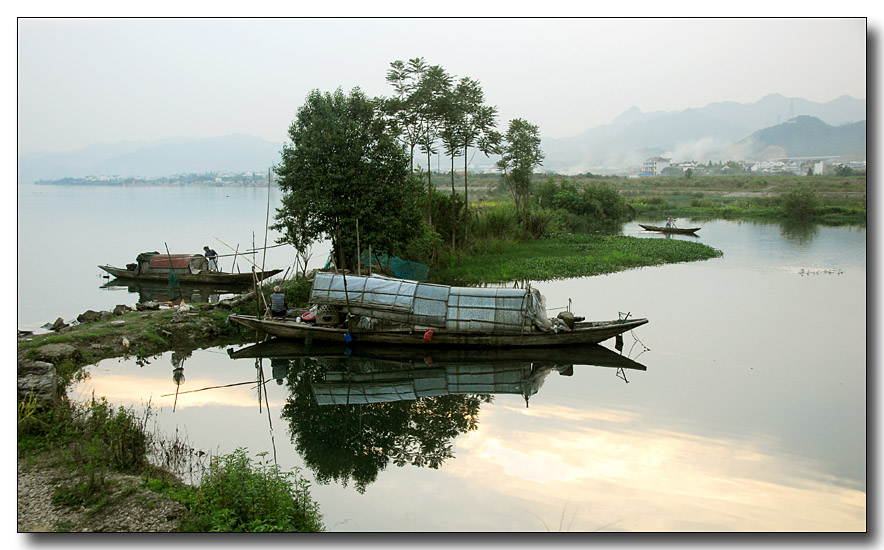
384, 58, 452, 227
413, 64, 452, 226
453, 77, 498, 244
384, 58, 427, 175
496, 118, 544, 225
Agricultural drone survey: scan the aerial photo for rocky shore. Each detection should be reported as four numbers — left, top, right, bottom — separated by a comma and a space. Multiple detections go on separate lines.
18, 461, 185, 532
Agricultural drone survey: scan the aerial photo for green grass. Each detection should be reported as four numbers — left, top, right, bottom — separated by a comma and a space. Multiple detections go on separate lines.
431, 233, 722, 285
626, 188, 865, 226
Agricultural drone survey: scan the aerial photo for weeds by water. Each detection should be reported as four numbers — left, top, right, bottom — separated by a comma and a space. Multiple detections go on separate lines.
181, 449, 324, 532
18, 394, 324, 532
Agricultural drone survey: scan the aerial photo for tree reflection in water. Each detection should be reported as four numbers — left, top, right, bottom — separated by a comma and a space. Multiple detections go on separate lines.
779, 220, 819, 245
280, 357, 489, 494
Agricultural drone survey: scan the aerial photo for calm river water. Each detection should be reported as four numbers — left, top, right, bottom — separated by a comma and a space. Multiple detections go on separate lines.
17, 184, 866, 532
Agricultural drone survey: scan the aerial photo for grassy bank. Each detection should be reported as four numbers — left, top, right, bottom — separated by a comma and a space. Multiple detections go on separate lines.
431, 233, 723, 285
626, 191, 865, 225
18, 392, 324, 532
567, 173, 866, 226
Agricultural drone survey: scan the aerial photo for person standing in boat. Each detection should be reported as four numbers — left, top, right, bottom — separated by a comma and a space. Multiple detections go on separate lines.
270, 286, 287, 318
665, 217, 674, 228
203, 246, 220, 271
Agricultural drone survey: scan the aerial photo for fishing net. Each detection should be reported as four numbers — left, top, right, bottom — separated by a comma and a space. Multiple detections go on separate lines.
324, 251, 430, 281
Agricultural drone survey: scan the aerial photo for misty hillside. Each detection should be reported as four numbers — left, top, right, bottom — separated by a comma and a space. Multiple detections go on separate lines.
19, 134, 283, 184
731, 116, 866, 160
536, 93, 866, 174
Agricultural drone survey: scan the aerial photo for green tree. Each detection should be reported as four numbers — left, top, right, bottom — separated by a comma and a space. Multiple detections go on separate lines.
273, 87, 422, 271
834, 164, 855, 176
495, 118, 544, 225
414, 64, 453, 226
384, 58, 427, 175
384, 58, 452, 227
780, 186, 819, 221
452, 77, 498, 244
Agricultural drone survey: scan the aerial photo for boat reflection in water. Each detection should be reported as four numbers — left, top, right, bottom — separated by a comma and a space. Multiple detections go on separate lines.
101, 277, 248, 305
228, 339, 647, 407
223, 339, 647, 492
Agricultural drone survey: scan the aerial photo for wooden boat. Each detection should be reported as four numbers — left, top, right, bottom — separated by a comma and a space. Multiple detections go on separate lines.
638, 224, 700, 235
229, 272, 648, 348
228, 314, 647, 348
99, 251, 280, 285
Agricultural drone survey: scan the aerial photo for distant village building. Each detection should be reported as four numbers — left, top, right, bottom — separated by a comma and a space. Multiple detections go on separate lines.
672, 161, 699, 172
750, 161, 786, 173
642, 157, 671, 175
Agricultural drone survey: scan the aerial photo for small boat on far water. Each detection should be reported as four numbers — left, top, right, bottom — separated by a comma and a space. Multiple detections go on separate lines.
639, 224, 701, 235
99, 251, 281, 285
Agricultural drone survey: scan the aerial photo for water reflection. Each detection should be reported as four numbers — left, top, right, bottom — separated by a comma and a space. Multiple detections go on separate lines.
778, 220, 820, 245
170, 349, 191, 411
226, 340, 647, 493
100, 277, 247, 304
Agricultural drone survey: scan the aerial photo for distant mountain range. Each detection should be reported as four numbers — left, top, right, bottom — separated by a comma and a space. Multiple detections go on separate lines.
17, 93, 865, 183
535, 93, 866, 174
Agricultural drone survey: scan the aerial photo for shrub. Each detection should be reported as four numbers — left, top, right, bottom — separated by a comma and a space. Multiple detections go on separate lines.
471, 204, 519, 239
184, 449, 323, 532
780, 187, 819, 221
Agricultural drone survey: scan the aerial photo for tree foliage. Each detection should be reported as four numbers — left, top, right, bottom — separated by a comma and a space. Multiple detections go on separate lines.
496, 118, 544, 221
385, 59, 499, 240
273, 87, 422, 270
780, 186, 819, 221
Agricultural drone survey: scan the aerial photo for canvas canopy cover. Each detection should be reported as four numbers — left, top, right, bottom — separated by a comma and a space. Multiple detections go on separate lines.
309, 273, 551, 333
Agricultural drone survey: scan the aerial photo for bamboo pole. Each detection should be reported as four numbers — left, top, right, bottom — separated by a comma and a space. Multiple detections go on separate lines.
231, 243, 239, 273
261, 170, 271, 275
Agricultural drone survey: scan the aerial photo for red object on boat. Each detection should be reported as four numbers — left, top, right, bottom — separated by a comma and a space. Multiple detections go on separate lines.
423, 329, 434, 341
149, 254, 196, 269
301, 311, 316, 322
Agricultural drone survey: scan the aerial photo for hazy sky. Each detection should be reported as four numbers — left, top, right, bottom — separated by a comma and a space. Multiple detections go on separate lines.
17, 17, 867, 155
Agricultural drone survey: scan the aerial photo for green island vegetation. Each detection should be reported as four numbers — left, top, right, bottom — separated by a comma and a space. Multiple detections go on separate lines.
19, 55, 865, 532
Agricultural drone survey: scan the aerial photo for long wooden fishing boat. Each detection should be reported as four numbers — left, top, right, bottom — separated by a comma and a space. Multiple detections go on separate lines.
229, 272, 648, 348
228, 314, 647, 347
638, 224, 701, 235
99, 251, 280, 285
